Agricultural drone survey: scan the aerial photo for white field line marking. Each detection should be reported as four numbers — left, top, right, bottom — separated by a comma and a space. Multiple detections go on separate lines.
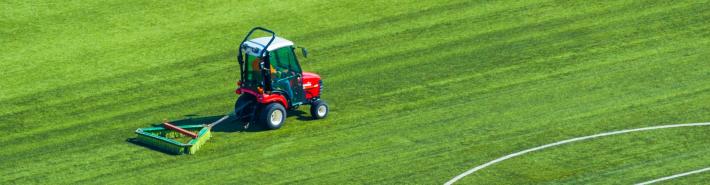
444, 122, 710, 185
635, 167, 710, 185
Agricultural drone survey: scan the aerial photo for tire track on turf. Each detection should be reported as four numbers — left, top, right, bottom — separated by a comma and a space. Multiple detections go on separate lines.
340, 32, 710, 123
293, 0, 483, 42
326, 2, 707, 105
336, 2, 706, 102
0, 51, 233, 116
313, 0, 558, 57
329, 42, 708, 132
321, 0, 644, 81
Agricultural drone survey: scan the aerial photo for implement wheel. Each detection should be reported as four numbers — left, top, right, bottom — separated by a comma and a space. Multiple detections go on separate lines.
259, 103, 286, 130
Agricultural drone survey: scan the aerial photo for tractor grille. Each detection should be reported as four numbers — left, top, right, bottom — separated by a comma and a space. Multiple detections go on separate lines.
319, 80, 323, 95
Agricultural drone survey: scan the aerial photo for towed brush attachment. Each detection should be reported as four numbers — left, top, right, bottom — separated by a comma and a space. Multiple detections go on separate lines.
134, 115, 230, 154
135, 125, 211, 154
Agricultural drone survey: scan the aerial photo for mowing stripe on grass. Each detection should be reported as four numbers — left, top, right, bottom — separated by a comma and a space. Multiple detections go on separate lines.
444, 122, 710, 185
635, 167, 710, 185
4, 0, 709, 183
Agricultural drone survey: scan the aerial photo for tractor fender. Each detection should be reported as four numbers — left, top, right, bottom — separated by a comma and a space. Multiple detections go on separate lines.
257, 93, 289, 109
236, 88, 289, 109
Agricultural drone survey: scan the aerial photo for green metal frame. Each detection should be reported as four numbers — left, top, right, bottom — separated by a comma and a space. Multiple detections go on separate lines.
135, 124, 212, 154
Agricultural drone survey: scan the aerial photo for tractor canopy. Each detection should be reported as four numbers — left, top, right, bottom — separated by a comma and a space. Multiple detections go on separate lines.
238, 35, 304, 102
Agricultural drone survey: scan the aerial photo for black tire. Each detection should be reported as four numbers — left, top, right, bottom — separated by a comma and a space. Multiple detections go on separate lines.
234, 94, 257, 122
258, 103, 286, 130
310, 100, 329, 119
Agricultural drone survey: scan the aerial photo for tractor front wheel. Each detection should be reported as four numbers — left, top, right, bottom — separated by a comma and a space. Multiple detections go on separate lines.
310, 100, 329, 119
259, 103, 286, 130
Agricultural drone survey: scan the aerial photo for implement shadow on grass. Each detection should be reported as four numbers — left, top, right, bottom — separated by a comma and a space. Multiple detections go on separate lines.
289, 110, 315, 121
124, 114, 251, 155
125, 111, 314, 155
125, 138, 182, 156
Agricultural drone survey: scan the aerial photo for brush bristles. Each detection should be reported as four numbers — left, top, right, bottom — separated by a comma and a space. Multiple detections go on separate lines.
188, 128, 212, 154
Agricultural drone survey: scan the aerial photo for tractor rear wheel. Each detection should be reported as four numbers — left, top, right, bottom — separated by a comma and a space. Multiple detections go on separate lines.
259, 103, 286, 130
310, 100, 329, 119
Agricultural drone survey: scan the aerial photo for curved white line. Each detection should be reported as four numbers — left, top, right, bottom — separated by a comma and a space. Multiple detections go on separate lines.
635, 167, 710, 185
445, 122, 710, 185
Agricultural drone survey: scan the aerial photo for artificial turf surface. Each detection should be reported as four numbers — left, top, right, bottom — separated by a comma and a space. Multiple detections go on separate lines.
1, 0, 709, 184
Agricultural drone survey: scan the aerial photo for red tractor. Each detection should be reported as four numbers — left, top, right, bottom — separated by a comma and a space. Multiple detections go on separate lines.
233, 27, 329, 130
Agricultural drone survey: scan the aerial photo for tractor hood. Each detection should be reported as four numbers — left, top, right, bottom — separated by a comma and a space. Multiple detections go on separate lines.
302, 72, 320, 81
302, 72, 322, 99
302, 72, 321, 88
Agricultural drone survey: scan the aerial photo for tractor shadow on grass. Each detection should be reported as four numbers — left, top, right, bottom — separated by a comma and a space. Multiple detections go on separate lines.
288, 109, 315, 121
151, 115, 263, 133
148, 110, 314, 133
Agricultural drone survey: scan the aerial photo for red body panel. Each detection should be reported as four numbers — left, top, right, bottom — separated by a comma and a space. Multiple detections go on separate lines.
235, 72, 321, 107
302, 72, 321, 99
236, 88, 289, 109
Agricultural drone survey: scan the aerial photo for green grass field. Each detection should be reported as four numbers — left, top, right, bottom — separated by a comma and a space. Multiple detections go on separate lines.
2, 0, 709, 184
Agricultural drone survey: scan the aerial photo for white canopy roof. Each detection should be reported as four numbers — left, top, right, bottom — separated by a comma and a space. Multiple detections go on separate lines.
243, 36, 294, 52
